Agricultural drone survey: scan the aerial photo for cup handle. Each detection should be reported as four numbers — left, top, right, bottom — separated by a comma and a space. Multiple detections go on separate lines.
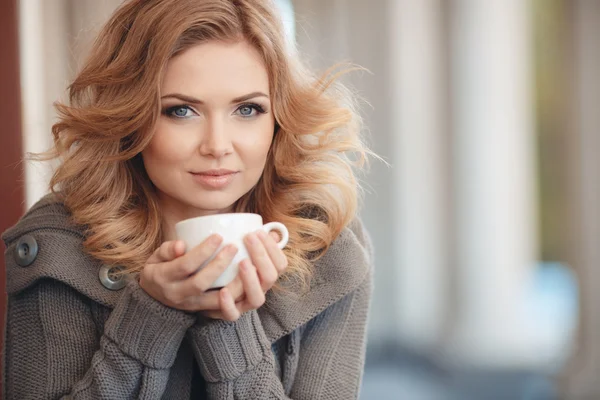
262, 222, 289, 249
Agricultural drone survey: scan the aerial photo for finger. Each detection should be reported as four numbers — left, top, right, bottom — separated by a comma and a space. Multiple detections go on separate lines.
178, 291, 222, 312
257, 230, 288, 273
219, 287, 241, 321
202, 310, 223, 320
268, 230, 280, 242
244, 232, 278, 291
179, 244, 238, 295
239, 260, 265, 310
201, 301, 245, 320
163, 234, 223, 281
148, 241, 186, 264
225, 276, 245, 303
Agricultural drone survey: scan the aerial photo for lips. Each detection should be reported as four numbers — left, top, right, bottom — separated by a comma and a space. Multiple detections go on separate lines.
190, 169, 239, 189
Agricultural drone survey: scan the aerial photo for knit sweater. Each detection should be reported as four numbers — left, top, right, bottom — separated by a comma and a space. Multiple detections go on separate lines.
2, 194, 373, 399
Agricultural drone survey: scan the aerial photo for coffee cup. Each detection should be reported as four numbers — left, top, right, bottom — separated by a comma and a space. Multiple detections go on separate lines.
175, 213, 289, 289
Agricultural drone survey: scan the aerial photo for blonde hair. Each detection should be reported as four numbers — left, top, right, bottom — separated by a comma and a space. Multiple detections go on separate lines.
48, 0, 370, 288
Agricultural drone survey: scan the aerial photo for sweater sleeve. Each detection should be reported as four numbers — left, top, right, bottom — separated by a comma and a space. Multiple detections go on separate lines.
4, 279, 195, 400
186, 273, 372, 399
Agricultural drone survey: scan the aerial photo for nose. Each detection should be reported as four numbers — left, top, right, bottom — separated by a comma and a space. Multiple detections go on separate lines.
198, 117, 232, 158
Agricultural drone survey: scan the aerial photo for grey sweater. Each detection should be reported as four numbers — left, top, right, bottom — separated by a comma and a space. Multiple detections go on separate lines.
2, 194, 373, 399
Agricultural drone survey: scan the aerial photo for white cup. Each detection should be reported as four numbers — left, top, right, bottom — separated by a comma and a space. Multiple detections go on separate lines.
175, 213, 289, 289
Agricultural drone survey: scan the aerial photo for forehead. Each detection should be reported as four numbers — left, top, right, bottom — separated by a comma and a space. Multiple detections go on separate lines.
161, 40, 270, 99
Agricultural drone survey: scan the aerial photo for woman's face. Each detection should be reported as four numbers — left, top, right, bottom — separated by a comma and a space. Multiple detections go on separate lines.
142, 40, 275, 219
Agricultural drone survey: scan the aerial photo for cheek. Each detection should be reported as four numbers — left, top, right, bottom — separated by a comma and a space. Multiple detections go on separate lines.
248, 136, 273, 164
143, 122, 196, 167
237, 122, 274, 167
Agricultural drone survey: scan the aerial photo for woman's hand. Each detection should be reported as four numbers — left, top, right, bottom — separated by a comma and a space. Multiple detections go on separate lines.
139, 234, 241, 312
202, 230, 288, 321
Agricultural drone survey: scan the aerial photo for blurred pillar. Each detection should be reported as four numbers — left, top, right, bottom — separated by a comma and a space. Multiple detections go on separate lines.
561, 0, 600, 398
388, 0, 452, 350
293, 0, 452, 349
448, 0, 539, 367
19, 0, 69, 207
19, 0, 122, 208
293, 0, 397, 344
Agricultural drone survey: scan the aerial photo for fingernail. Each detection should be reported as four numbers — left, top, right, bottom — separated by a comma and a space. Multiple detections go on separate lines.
175, 241, 186, 254
226, 245, 238, 255
257, 230, 267, 240
210, 234, 223, 245
240, 260, 249, 272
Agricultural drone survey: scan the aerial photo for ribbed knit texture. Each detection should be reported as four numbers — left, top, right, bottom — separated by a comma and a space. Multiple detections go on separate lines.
187, 278, 372, 399
190, 311, 269, 383
2, 194, 373, 399
104, 281, 196, 368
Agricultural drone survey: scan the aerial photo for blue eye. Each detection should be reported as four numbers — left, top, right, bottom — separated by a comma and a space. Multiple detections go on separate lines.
235, 103, 266, 118
239, 106, 253, 116
164, 105, 195, 118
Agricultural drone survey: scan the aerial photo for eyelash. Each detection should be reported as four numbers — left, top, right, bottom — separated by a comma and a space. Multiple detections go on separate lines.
162, 103, 267, 119
238, 103, 267, 117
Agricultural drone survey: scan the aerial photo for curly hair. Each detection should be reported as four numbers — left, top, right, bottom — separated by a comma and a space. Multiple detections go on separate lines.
47, 0, 370, 289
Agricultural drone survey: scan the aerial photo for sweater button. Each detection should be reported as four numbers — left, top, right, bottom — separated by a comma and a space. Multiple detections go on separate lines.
99, 265, 126, 290
14, 235, 39, 267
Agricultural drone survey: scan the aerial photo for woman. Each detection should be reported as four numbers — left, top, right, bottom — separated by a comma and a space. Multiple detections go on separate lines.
2, 0, 373, 398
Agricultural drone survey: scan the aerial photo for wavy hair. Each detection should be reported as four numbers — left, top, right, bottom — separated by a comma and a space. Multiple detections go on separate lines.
48, 0, 370, 289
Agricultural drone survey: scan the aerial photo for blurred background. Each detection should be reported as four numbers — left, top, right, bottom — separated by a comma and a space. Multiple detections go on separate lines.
1, 0, 600, 399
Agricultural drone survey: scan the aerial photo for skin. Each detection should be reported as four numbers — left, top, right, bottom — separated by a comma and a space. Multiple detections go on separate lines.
139, 40, 287, 321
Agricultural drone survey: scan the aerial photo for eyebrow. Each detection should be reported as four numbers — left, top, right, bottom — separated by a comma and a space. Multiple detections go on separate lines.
160, 91, 269, 104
